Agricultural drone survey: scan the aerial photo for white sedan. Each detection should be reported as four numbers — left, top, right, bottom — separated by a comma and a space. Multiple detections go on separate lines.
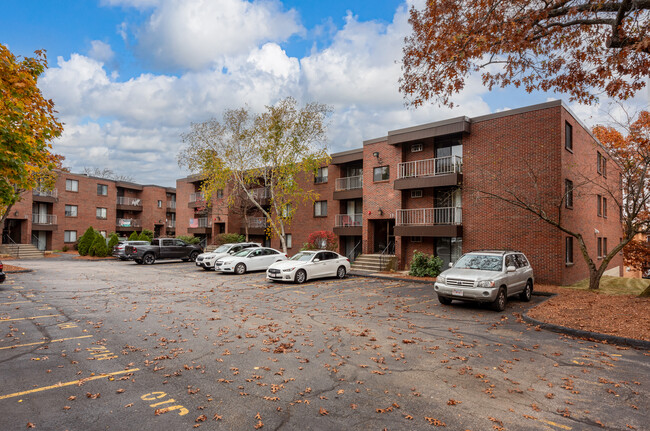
215, 247, 287, 274
266, 250, 350, 283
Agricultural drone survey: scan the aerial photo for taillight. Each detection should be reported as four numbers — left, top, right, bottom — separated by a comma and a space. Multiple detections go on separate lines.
0, 263, 3, 272
132, 247, 137, 253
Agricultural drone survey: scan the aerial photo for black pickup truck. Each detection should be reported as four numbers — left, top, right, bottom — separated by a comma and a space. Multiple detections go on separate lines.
125, 238, 203, 265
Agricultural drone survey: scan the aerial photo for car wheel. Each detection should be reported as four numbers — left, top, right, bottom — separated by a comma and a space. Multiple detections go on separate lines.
143, 254, 155, 265
520, 280, 533, 302
235, 263, 246, 275
295, 269, 307, 284
336, 266, 346, 279
135, 259, 143, 265
202, 267, 211, 271
189, 251, 199, 262
492, 287, 507, 312
438, 295, 452, 305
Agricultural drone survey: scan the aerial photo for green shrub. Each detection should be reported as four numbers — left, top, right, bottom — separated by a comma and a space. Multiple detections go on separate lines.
409, 251, 443, 278
62, 245, 69, 252
176, 235, 201, 245
128, 231, 139, 241
77, 227, 96, 256
139, 229, 153, 242
214, 233, 245, 245
89, 233, 109, 257
107, 233, 119, 250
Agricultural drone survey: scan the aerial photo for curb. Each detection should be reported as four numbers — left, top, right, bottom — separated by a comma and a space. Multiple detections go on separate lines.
5, 269, 33, 274
522, 293, 650, 350
349, 271, 434, 285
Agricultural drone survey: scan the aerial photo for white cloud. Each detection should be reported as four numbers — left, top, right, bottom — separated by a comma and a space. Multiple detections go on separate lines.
124, 0, 303, 70
88, 40, 115, 65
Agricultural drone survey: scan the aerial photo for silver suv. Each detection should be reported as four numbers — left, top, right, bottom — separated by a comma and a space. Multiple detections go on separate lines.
434, 250, 534, 311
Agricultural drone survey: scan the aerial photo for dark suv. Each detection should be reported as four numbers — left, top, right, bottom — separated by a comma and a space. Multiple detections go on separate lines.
433, 250, 534, 311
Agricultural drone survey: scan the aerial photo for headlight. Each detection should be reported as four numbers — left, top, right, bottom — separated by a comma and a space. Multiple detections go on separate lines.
282, 268, 295, 272
437, 275, 446, 283
477, 280, 495, 288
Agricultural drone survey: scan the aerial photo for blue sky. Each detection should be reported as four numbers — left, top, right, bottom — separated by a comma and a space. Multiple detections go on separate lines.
2, 0, 646, 186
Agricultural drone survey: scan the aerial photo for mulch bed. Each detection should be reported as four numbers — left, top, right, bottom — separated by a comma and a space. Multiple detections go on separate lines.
73, 255, 115, 260
376, 272, 438, 282
3, 264, 29, 272
528, 284, 650, 342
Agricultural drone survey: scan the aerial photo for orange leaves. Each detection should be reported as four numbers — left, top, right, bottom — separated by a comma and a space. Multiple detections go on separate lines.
319, 407, 329, 415
424, 417, 446, 426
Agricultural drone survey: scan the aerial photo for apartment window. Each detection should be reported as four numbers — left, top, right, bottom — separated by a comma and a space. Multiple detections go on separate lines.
315, 167, 328, 184
314, 200, 328, 217
565, 179, 573, 209
66, 179, 78, 192
411, 190, 423, 198
597, 152, 603, 175
286, 234, 292, 249
282, 204, 292, 218
602, 158, 607, 177
597, 194, 602, 216
216, 189, 224, 199
157, 200, 163, 208
99, 231, 107, 238
565, 122, 573, 152
597, 237, 603, 258
373, 166, 390, 182
64, 231, 77, 243
411, 236, 422, 243
64, 205, 78, 217
565, 237, 573, 265
411, 143, 423, 152
96, 207, 107, 219
603, 237, 608, 256
97, 184, 108, 196
603, 197, 607, 218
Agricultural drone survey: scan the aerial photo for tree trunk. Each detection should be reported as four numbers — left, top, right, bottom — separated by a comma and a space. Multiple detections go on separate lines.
588, 266, 606, 290
0, 204, 14, 243
243, 213, 249, 241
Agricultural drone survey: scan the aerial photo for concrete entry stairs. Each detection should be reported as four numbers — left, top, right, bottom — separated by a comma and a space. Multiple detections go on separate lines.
0, 244, 45, 259
350, 254, 397, 272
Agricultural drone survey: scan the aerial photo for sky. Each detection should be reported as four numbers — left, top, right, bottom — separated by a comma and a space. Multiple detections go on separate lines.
2, 0, 648, 187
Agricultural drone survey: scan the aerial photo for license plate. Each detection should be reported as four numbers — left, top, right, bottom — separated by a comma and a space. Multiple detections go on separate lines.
452, 289, 463, 296
269, 274, 281, 278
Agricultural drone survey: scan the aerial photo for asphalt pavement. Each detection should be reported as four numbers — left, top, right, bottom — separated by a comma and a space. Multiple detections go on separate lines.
0, 257, 648, 430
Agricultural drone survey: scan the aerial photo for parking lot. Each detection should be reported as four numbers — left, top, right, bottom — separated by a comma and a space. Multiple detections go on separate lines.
1, 257, 648, 430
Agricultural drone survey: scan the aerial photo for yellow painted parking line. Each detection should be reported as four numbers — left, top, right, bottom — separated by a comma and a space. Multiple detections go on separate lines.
0, 301, 31, 305
0, 314, 61, 322
0, 335, 93, 350
536, 419, 571, 430
0, 368, 140, 400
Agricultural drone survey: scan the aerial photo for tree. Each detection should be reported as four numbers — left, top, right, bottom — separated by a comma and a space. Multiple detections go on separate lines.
89, 232, 108, 257
77, 227, 96, 256
179, 97, 331, 254
1, 44, 63, 227
302, 231, 338, 251
107, 233, 119, 251
139, 229, 153, 242
128, 231, 139, 241
400, 1, 650, 107
82, 167, 134, 182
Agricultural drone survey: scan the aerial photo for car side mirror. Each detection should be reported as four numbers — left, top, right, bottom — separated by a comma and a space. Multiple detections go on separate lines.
506, 265, 516, 273
314, 258, 320, 263
448, 262, 453, 268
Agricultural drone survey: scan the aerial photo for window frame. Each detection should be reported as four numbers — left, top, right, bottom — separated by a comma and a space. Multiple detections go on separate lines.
565, 237, 573, 265
410, 236, 422, 243
65, 179, 79, 192
157, 200, 163, 208
564, 179, 573, 209
411, 143, 423, 152
597, 194, 602, 217
314, 167, 328, 184
286, 234, 292, 249
373, 166, 390, 182
313, 200, 328, 217
96, 207, 107, 220
97, 184, 108, 196
64, 204, 78, 217
597, 237, 603, 258
603, 197, 607, 218
64, 230, 77, 243
411, 190, 423, 198
565, 122, 573, 152
216, 189, 224, 199
597, 152, 603, 175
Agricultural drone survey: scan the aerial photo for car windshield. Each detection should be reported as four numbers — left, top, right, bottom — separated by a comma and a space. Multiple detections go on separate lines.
233, 249, 254, 257
454, 254, 503, 272
290, 252, 314, 262
214, 245, 231, 253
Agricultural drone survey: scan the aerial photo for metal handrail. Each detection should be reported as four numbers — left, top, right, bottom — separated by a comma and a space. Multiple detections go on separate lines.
396, 207, 462, 226
347, 241, 362, 262
189, 217, 209, 228
116, 196, 142, 206
33, 188, 58, 198
250, 187, 270, 200
397, 155, 462, 179
246, 217, 267, 228
31, 214, 57, 225
379, 241, 395, 272
117, 218, 141, 228
166, 220, 176, 228
335, 175, 363, 191
335, 214, 362, 227
189, 192, 205, 203
167, 201, 176, 209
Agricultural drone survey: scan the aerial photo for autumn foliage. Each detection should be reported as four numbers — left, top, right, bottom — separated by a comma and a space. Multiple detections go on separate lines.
302, 231, 338, 251
623, 239, 650, 271
400, 1, 650, 107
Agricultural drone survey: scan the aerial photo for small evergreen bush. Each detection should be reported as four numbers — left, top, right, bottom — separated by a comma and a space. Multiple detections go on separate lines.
139, 229, 153, 242
77, 227, 96, 256
107, 233, 119, 250
214, 233, 245, 245
89, 233, 109, 257
409, 251, 443, 278
176, 235, 201, 245
62, 245, 69, 252
128, 231, 139, 241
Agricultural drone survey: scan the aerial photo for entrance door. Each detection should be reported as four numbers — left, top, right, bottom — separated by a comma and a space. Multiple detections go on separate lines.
32, 231, 46, 251
373, 220, 395, 254
2, 219, 22, 244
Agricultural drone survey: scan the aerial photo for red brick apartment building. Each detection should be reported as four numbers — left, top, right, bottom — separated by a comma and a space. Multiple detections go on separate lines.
173, 100, 622, 285
2, 171, 177, 251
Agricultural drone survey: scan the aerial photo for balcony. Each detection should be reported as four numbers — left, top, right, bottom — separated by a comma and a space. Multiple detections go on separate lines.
33, 188, 58, 203
242, 217, 267, 236
333, 214, 362, 236
394, 155, 462, 190
188, 192, 205, 209
166, 220, 176, 229
116, 196, 143, 211
333, 175, 363, 200
31, 214, 57, 231
167, 201, 176, 212
250, 187, 271, 206
116, 218, 142, 232
394, 207, 462, 237
188, 217, 210, 234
